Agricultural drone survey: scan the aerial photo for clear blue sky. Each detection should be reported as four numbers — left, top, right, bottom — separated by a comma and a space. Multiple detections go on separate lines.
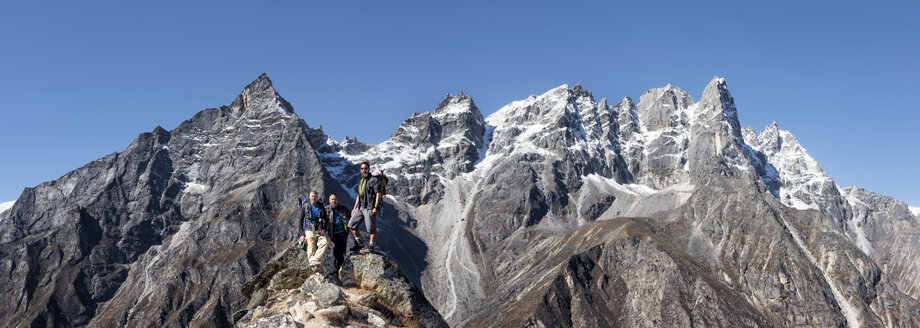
1, 1, 917, 206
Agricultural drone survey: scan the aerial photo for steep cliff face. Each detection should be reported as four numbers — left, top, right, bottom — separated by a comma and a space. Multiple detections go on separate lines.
0, 74, 349, 327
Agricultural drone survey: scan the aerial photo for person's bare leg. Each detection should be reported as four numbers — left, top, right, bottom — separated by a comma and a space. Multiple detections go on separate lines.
369, 232, 377, 244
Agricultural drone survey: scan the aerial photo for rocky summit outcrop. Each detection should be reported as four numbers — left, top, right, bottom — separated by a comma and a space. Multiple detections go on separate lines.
3, 74, 920, 328
233, 245, 446, 328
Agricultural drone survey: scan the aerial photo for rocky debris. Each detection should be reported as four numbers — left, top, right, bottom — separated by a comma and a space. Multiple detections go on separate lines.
234, 245, 447, 328
249, 313, 302, 328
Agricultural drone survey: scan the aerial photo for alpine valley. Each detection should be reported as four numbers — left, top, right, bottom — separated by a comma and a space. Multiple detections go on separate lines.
1, 74, 918, 327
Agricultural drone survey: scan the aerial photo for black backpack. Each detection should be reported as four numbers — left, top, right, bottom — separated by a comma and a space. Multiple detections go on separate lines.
374, 170, 388, 196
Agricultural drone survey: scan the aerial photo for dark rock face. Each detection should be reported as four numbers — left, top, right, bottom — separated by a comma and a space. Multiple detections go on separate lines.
0, 74, 348, 327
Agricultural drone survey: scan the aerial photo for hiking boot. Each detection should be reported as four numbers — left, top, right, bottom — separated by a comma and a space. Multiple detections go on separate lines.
350, 240, 365, 252
361, 243, 376, 254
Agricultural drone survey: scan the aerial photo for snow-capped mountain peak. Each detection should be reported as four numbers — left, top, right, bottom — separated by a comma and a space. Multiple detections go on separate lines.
433, 92, 476, 116
481, 84, 610, 173
485, 84, 571, 127
744, 122, 832, 211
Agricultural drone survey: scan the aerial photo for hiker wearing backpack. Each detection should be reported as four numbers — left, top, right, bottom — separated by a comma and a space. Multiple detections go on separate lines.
348, 161, 386, 253
299, 191, 329, 266
325, 193, 351, 269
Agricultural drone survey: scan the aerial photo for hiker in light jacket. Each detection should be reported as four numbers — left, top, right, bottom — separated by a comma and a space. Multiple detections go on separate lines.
299, 191, 329, 266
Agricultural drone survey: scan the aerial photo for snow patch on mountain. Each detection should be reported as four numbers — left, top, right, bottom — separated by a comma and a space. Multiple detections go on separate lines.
370, 137, 439, 175
847, 218, 874, 256
584, 173, 656, 196
584, 173, 693, 197
183, 182, 208, 195
910, 206, 920, 217
473, 124, 495, 168
0, 200, 13, 221
0, 200, 13, 212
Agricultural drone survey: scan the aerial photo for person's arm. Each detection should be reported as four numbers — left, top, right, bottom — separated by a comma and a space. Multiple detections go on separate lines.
320, 205, 329, 235
373, 192, 382, 215
298, 199, 305, 236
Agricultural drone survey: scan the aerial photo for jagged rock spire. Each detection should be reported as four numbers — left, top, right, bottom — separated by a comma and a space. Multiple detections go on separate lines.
697, 76, 742, 139
229, 73, 294, 117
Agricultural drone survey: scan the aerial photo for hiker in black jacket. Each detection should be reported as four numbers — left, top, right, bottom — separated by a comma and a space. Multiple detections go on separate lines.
348, 161, 383, 253
299, 191, 329, 266
325, 193, 351, 270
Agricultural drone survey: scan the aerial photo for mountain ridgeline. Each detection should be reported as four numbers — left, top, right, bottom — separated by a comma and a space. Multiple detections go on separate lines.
1, 74, 919, 327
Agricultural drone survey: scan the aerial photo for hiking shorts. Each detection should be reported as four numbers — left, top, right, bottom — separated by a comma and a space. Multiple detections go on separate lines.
347, 207, 376, 234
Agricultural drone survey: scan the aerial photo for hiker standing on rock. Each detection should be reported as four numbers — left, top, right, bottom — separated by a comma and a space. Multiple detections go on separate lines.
299, 191, 329, 266
348, 161, 384, 253
325, 193, 351, 270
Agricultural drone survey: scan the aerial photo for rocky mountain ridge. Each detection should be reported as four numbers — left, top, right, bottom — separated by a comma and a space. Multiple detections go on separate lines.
327, 76, 920, 327
1, 74, 918, 327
